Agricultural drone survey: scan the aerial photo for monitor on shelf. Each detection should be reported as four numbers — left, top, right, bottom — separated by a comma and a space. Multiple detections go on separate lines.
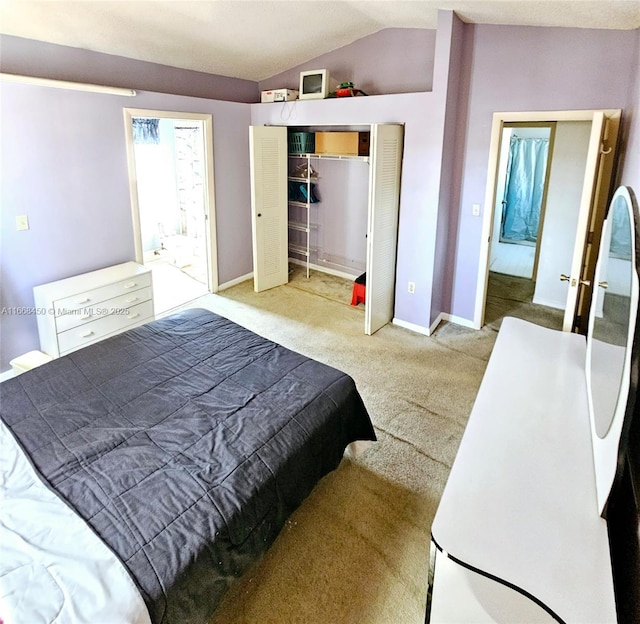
299, 69, 330, 100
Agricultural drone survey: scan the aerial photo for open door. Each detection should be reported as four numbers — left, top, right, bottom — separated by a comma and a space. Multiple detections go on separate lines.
568, 111, 621, 333
365, 124, 404, 335
249, 126, 289, 292
562, 110, 621, 332
476, 109, 621, 333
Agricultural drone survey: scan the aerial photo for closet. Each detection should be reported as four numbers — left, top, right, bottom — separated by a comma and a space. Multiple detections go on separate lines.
249, 123, 404, 335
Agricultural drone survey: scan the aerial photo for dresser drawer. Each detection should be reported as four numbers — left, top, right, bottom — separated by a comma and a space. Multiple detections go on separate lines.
57, 300, 154, 355
53, 272, 152, 317
54, 287, 153, 333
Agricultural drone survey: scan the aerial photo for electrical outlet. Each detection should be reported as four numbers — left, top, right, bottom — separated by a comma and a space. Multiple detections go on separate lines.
472, 203, 481, 216
15, 215, 29, 231
408, 281, 415, 294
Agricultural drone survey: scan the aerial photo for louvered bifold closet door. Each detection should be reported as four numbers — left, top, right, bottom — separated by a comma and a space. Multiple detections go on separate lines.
249, 126, 288, 292
365, 124, 404, 335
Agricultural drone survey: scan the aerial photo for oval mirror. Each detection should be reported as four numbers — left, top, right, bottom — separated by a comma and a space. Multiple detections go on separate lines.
589, 193, 633, 438
586, 185, 640, 515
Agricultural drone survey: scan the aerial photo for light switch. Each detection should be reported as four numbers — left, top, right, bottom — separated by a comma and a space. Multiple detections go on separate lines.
15, 215, 29, 231
472, 204, 481, 216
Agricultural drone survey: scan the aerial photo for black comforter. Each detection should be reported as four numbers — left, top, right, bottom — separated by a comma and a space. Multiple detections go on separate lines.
0, 308, 375, 623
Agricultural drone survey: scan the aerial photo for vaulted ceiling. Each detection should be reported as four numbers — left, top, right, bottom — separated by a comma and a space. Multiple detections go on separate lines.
1, 1, 638, 82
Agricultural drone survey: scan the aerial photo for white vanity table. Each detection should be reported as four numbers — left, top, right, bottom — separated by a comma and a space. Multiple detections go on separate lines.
428, 186, 640, 623
429, 318, 615, 622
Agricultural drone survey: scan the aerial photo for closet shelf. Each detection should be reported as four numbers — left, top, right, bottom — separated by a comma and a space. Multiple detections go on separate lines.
288, 175, 320, 182
288, 200, 319, 208
289, 153, 370, 163
288, 244, 317, 257
286, 143, 369, 281
288, 221, 316, 233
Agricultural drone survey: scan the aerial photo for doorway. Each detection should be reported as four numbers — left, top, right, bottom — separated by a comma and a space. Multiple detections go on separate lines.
475, 109, 621, 333
490, 123, 554, 280
124, 109, 218, 315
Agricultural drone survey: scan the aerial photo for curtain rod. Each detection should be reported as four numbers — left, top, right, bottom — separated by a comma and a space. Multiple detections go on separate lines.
0, 73, 137, 97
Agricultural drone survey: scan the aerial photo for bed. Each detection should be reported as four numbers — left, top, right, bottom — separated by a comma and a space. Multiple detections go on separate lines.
0, 307, 376, 623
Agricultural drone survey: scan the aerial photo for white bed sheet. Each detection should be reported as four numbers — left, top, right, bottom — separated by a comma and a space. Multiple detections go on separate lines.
0, 420, 151, 624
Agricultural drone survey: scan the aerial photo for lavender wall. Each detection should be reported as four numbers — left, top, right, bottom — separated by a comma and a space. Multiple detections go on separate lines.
251, 91, 442, 330
0, 82, 252, 371
449, 24, 640, 323
252, 13, 459, 333
260, 28, 437, 96
430, 13, 466, 326
619, 29, 640, 191
2, 20, 639, 372
0, 35, 258, 103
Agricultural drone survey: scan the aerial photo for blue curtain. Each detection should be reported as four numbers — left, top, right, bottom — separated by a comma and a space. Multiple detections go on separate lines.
609, 195, 632, 259
501, 136, 549, 242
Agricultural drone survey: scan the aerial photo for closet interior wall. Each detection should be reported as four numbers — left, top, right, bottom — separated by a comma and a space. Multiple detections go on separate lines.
287, 142, 369, 278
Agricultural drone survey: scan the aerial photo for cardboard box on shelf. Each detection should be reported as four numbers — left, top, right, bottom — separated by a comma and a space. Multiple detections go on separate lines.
314, 131, 370, 156
261, 89, 299, 103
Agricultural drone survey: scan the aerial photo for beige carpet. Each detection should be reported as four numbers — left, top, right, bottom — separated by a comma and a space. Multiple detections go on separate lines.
172, 267, 559, 624
484, 271, 564, 332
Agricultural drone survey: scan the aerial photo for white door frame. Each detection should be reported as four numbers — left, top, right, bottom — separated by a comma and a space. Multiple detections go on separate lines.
475, 109, 619, 330
123, 108, 219, 292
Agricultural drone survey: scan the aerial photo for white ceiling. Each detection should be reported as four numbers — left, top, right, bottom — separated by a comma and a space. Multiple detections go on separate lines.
1, 1, 638, 82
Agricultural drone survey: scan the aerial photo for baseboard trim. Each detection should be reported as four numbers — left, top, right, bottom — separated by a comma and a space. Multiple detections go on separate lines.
392, 318, 433, 336
218, 272, 253, 291
429, 312, 447, 334
441, 313, 480, 330
289, 258, 359, 281
0, 369, 17, 383
393, 311, 468, 336
217, 263, 358, 292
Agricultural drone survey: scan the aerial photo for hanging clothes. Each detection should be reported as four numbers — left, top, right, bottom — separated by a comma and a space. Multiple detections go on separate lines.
501, 136, 549, 242
132, 118, 160, 144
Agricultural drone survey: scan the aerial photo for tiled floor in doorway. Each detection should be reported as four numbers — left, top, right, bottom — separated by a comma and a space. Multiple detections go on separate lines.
149, 261, 209, 315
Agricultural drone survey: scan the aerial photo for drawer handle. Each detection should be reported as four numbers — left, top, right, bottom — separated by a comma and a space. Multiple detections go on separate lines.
80, 313, 92, 320
80, 330, 95, 338
76, 298, 90, 304
125, 296, 139, 303
127, 312, 140, 320
123, 282, 137, 289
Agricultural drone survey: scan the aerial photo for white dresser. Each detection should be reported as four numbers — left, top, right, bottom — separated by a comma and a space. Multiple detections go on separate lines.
33, 262, 154, 358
